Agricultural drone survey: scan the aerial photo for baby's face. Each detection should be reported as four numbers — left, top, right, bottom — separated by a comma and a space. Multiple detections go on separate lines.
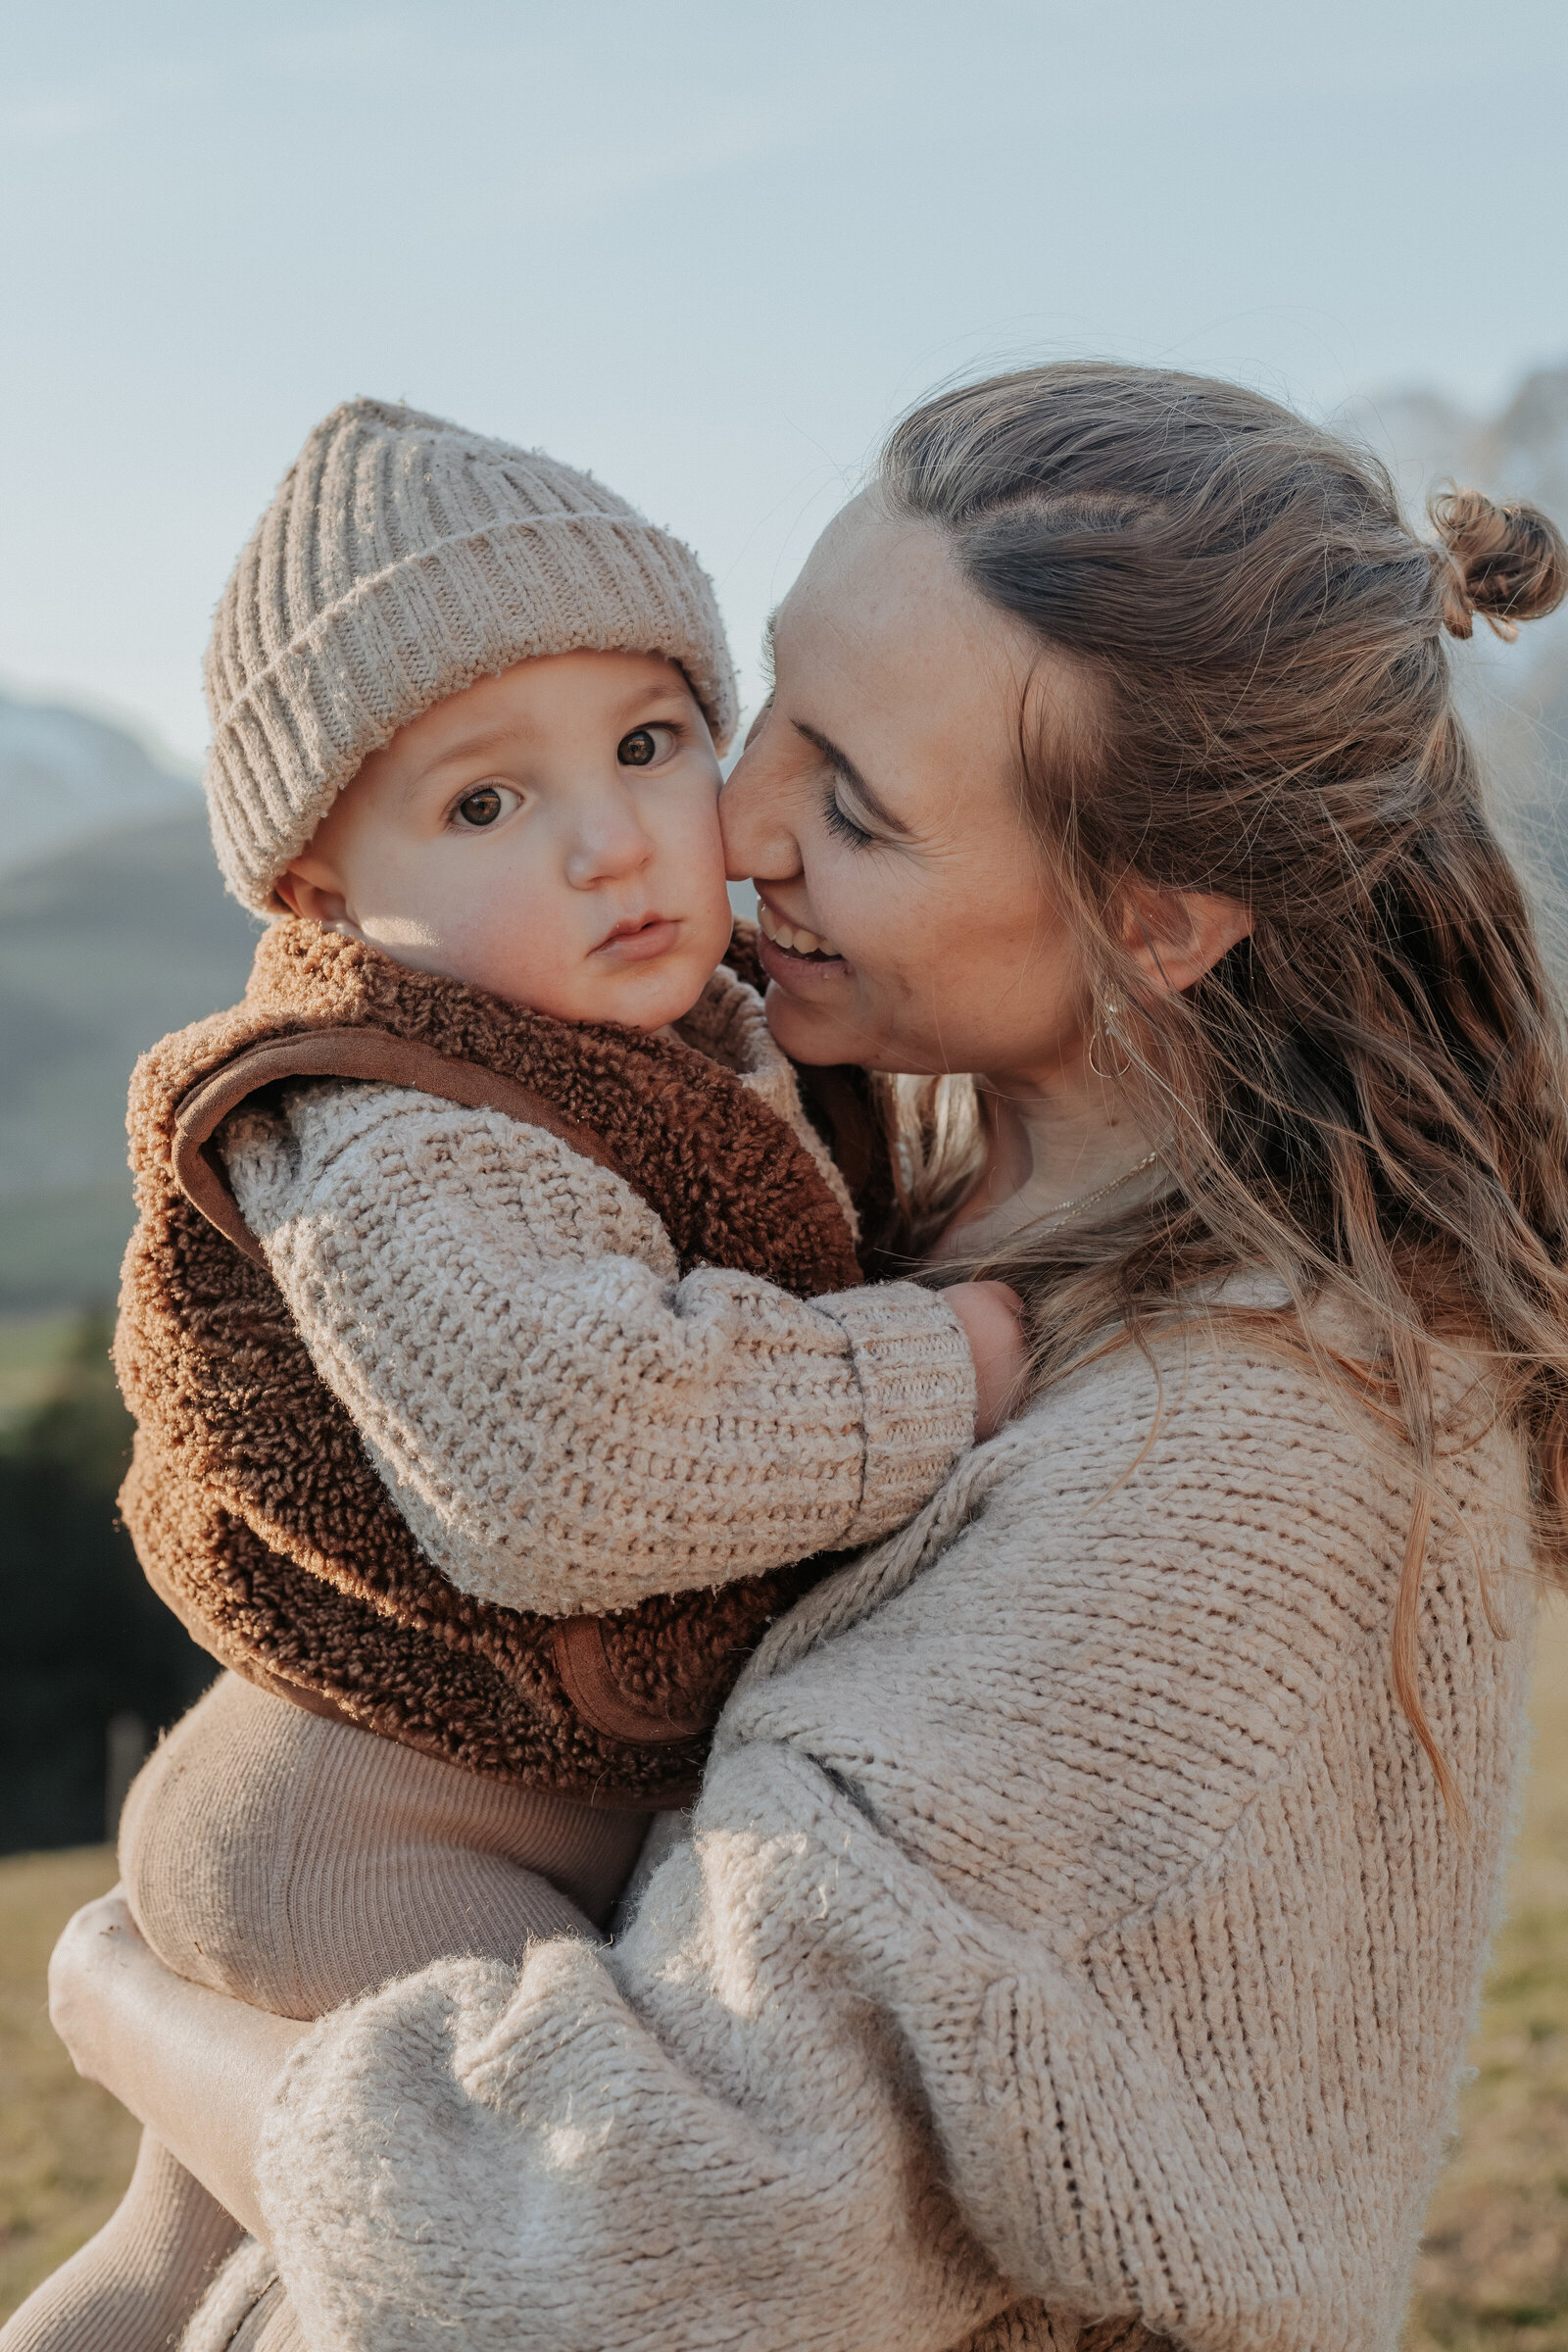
277, 651, 734, 1028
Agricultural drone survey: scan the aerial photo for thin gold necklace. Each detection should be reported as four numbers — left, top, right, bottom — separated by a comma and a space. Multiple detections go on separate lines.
1033, 1148, 1161, 1232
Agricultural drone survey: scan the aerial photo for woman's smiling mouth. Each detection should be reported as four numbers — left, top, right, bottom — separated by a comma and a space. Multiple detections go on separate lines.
755, 898, 850, 987
757, 902, 842, 960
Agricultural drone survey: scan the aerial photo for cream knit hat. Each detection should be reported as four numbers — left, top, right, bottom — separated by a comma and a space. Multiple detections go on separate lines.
204, 398, 739, 913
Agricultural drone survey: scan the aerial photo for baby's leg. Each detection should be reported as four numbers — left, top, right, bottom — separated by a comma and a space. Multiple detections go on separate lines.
121, 1672, 648, 2015
5, 1676, 647, 2352
0, 2132, 242, 2352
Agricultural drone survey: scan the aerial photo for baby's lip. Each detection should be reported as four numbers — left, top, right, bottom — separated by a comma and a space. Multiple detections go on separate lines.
592, 912, 681, 962
596, 911, 668, 947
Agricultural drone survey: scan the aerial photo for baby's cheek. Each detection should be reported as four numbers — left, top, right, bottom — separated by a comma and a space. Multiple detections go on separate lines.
673, 800, 737, 936
456, 883, 577, 1005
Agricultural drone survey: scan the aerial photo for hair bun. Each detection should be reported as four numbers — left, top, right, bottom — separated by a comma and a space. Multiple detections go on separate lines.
1429, 484, 1568, 641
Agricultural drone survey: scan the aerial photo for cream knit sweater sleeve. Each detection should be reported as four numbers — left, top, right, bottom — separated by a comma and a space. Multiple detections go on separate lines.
221, 1079, 975, 1617
249, 1330, 1538, 2352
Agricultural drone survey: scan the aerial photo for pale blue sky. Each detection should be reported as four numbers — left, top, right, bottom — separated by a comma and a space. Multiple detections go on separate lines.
5, 0, 1567, 765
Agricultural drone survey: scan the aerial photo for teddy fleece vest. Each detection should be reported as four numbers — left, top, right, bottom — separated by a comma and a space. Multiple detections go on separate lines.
114, 919, 866, 1807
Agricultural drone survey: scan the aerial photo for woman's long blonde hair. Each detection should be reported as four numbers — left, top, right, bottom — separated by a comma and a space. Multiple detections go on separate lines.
874, 365, 1568, 1807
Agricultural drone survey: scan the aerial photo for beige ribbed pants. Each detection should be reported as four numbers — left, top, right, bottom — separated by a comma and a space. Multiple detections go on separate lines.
2, 1674, 648, 2352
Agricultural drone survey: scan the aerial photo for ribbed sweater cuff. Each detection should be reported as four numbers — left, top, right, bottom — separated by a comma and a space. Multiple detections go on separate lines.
815, 1281, 977, 1546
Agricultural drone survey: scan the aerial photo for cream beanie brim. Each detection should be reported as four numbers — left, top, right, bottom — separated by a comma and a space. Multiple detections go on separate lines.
204, 401, 739, 914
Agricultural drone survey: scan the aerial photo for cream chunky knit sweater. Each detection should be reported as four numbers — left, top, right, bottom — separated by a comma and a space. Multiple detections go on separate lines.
221, 970, 977, 1614
234, 1317, 1537, 2352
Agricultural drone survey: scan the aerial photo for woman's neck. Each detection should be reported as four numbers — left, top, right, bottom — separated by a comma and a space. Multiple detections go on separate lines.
930, 1059, 1157, 1263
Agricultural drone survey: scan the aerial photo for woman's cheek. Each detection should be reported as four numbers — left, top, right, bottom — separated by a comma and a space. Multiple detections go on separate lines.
831, 897, 906, 993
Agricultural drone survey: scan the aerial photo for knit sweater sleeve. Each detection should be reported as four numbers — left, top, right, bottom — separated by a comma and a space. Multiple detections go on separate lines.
253, 1339, 1537, 2352
220, 1079, 975, 1616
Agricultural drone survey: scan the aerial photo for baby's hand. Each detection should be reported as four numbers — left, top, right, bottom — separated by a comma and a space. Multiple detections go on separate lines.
944, 1279, 1028, 1442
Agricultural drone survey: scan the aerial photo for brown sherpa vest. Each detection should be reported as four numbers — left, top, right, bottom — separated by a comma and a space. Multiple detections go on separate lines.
116, 919, 867, 1807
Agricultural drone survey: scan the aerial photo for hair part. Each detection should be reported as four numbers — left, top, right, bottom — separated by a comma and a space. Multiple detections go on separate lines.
872, 363, 1568, 1818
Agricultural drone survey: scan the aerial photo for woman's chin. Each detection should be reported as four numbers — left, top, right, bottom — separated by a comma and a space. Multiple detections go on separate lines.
759, 973, 868, 1065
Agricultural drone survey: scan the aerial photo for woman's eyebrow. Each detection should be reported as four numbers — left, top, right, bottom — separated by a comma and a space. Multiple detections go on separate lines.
792, 721, 913, 838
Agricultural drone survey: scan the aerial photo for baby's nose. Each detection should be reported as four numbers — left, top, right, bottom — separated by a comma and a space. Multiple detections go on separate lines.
565, 808, 655, 887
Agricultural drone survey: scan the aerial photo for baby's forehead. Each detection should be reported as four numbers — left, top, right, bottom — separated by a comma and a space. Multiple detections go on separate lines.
358, 650, 701, 793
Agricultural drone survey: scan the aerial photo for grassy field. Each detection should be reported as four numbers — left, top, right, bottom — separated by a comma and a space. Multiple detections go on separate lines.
1410, 1599, 1568, 2350
0, 1846, 141, 2323
1, 1610, 1565, 2336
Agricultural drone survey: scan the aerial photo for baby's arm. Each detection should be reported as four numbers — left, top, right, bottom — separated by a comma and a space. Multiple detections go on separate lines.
222, 1080, 999, 1618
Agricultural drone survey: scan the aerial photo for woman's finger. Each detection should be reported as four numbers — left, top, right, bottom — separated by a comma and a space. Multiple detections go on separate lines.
47, 1885, 145, 2082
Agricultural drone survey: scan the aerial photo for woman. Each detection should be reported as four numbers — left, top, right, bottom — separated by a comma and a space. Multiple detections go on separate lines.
47, 364, 1568, 2352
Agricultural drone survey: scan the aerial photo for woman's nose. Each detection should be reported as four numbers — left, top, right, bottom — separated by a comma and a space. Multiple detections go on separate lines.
720, 741, 802, 883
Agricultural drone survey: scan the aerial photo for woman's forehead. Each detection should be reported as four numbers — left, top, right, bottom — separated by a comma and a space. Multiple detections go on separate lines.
776, 497, 1037, 710
782, 495, 938, 627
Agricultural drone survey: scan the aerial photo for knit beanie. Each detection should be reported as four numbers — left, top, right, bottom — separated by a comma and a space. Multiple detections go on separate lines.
204, 398, 739, 913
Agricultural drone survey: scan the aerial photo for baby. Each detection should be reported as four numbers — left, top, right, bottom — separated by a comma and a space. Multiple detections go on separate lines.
4, 401, 1020, 2352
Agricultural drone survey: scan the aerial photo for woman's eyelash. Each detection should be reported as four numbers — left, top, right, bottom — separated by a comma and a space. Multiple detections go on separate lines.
822, 784, 876, 846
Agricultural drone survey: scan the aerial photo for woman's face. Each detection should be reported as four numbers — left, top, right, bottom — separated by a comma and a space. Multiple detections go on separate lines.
720, 496, 1090, 1085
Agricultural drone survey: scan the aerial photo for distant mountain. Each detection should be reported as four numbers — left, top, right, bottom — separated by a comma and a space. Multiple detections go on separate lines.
0, 692, 200, 880
1343, 366, 1568, 879
0, 808, 258, 1308
1345, 366, 1568, 548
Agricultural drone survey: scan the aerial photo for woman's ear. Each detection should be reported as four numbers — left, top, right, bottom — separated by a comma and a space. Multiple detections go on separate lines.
1121, 885, 1252, 996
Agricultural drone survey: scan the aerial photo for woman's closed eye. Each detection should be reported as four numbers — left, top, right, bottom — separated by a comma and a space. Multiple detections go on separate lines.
618, 723, 678, 769
449, 782, 522, 830
822, 782, 877, 848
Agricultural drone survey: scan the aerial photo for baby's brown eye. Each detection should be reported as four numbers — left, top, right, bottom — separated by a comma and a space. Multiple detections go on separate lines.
456, 787, 504, 827
617, 723, 675, 769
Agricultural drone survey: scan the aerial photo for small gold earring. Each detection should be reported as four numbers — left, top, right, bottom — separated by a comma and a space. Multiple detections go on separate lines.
1089, 998, 1131, 1080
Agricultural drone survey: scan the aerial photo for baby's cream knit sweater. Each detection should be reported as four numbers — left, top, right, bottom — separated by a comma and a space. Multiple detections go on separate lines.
221, 965, 978, 1616
232, 1311, 1538, 2352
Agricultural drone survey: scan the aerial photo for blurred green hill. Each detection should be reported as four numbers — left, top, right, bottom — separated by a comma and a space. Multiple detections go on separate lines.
0, 810, 258, 1309
0, 721, 247, 1849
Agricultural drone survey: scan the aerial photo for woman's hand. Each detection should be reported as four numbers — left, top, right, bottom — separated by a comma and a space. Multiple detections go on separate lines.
48, 1886, 153, 2093
47, 1886, 305, 2245
944, 1279, 1028, 1440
